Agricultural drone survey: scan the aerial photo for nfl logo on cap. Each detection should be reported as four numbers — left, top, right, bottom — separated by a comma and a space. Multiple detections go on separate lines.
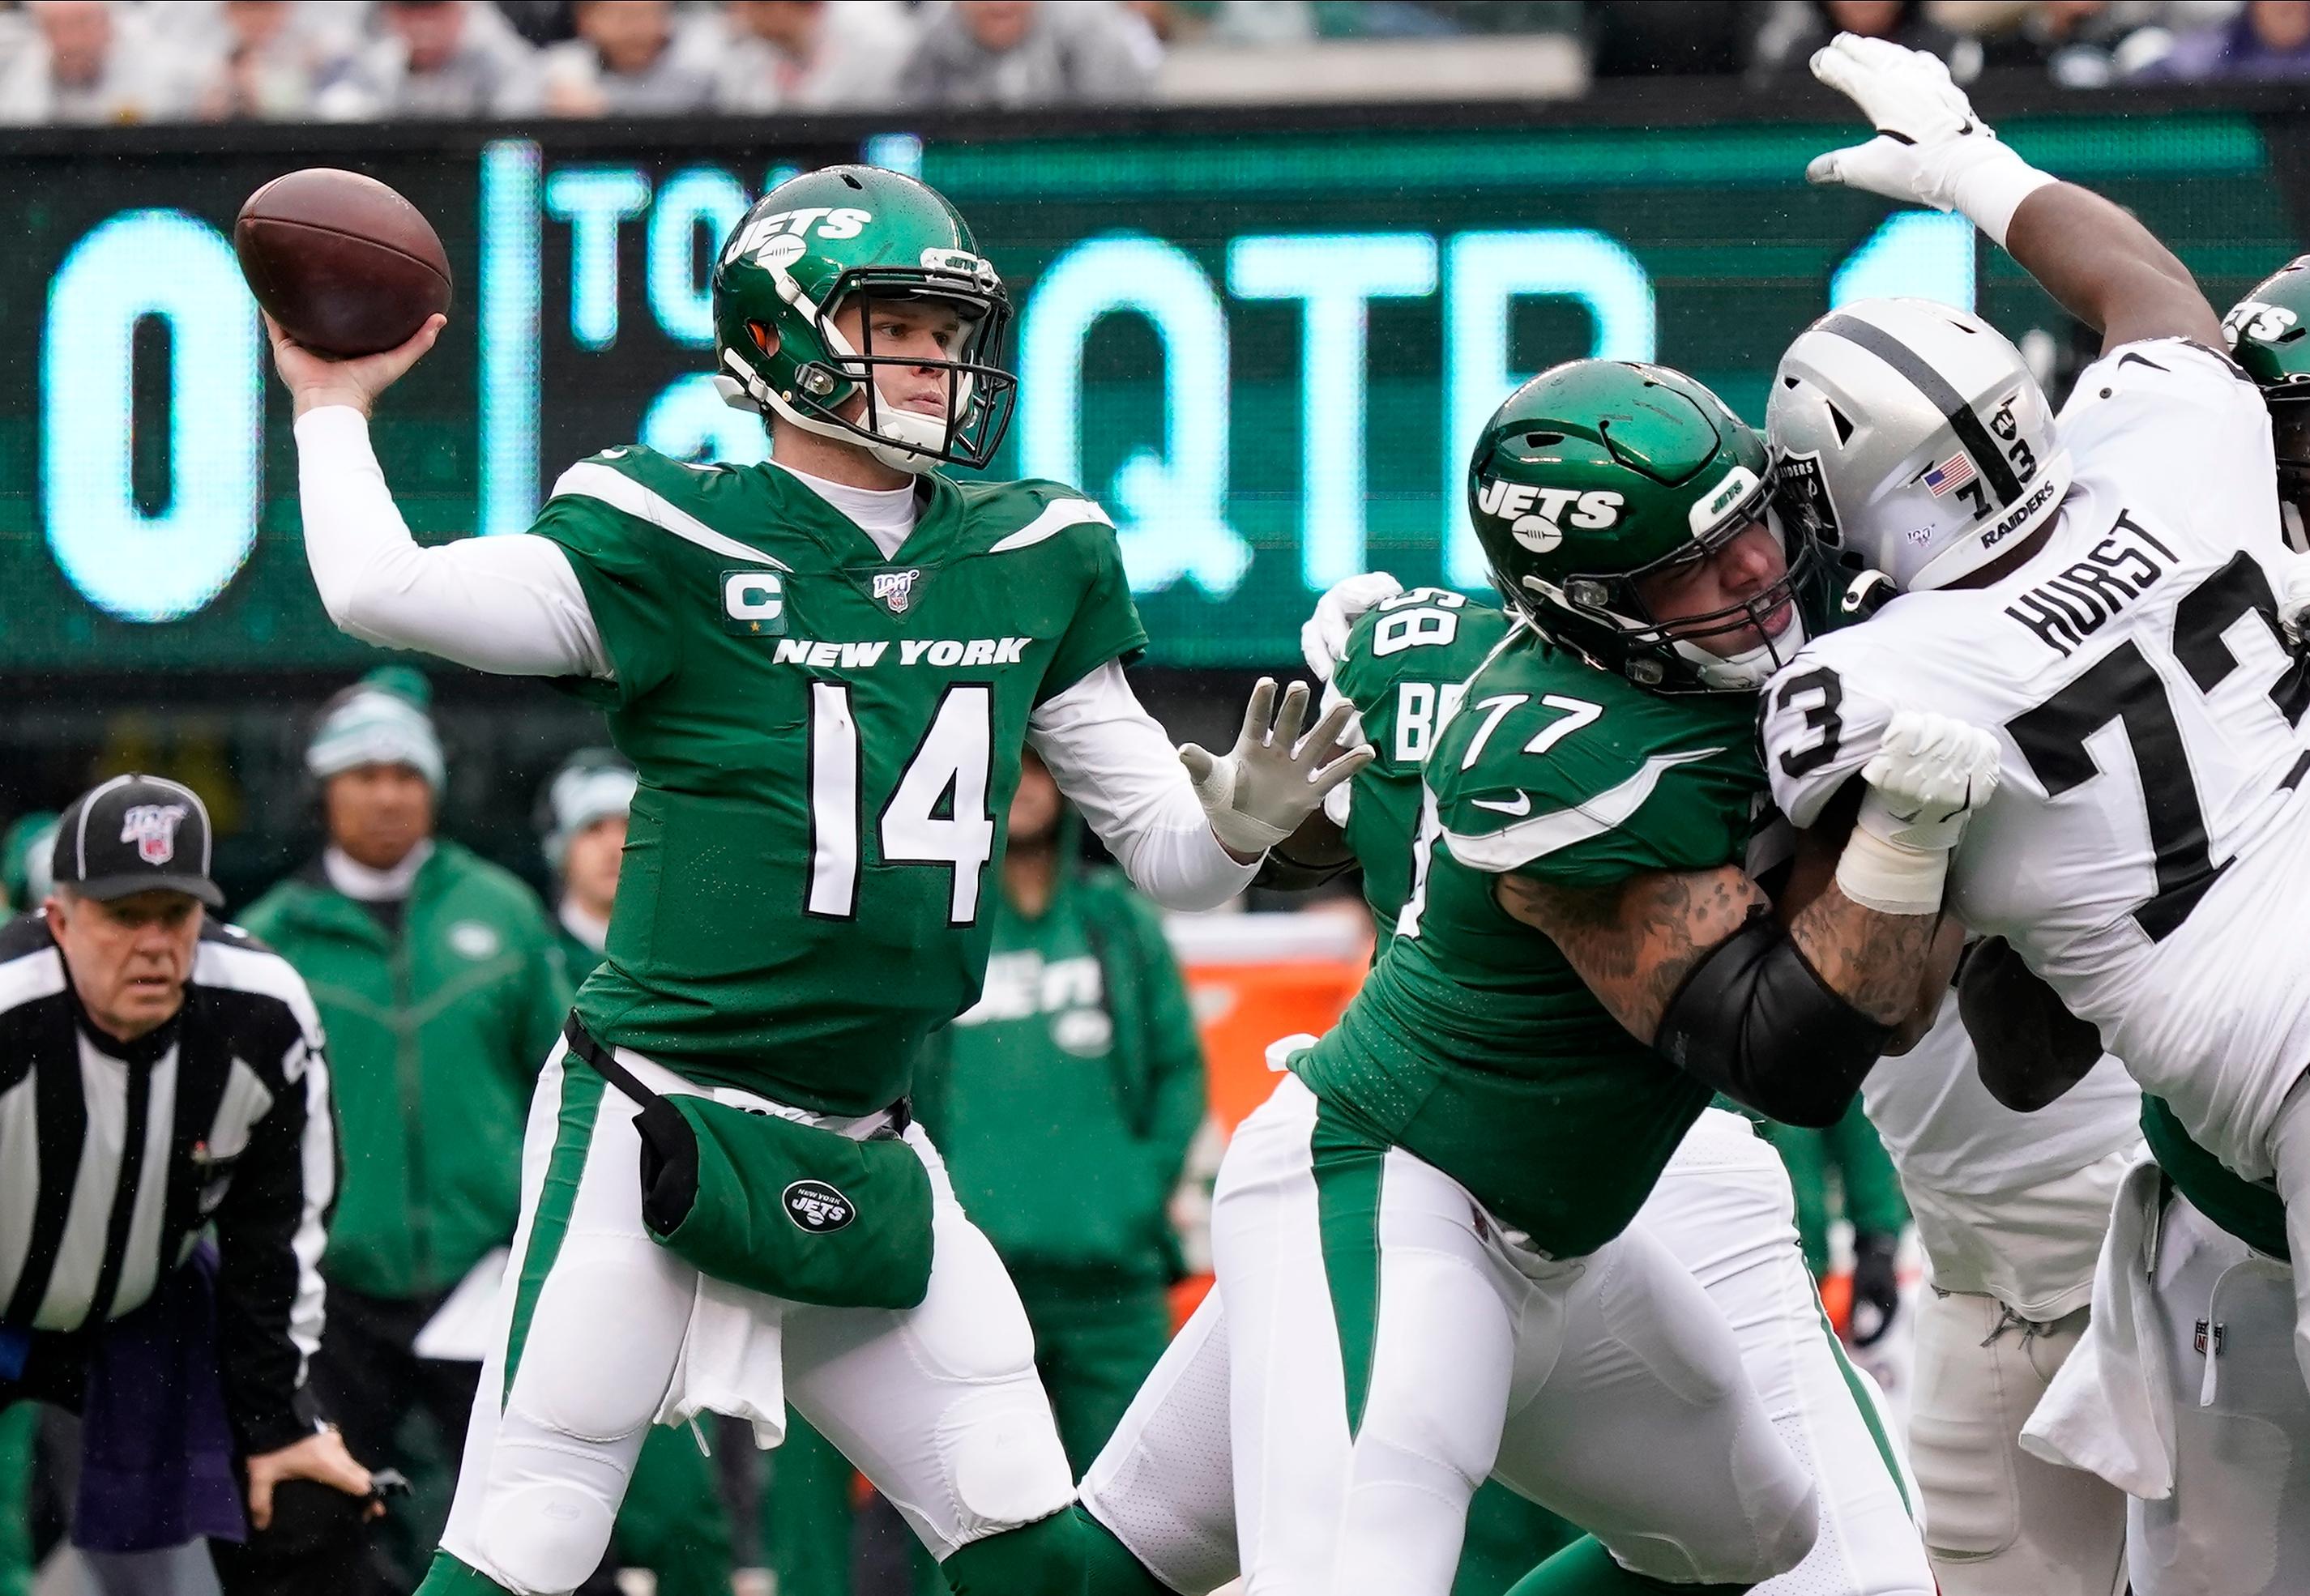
52, 775, 224, 909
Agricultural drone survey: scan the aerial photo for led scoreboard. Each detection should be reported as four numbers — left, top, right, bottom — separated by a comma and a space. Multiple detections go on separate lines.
0, 109, 2291, 672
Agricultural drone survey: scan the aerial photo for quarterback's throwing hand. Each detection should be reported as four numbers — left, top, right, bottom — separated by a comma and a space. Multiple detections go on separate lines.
1181, 678, 1374, 860
267, 311, 446, 420
1804, 33, 1996, 209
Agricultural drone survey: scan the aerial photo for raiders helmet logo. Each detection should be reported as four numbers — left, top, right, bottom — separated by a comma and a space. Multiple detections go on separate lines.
784, 1179, 855, 1233
120, 803, 190, 865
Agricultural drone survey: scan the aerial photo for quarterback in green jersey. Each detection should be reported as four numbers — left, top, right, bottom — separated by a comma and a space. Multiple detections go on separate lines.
1078, 361, 1985, 1596
271, 165, 1365, 1596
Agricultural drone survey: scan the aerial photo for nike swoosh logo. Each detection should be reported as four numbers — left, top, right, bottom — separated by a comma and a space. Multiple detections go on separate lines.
1471, 792, 1534, 817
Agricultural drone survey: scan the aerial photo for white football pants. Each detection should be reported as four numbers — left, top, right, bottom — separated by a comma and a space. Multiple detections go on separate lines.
437, 1042, 1075, 1595
1086, 1084, 1877, 1594
1908, 1293, 2126, 1596
1901, 1147, 2135, 1596
2129, 1193, 2310, 1596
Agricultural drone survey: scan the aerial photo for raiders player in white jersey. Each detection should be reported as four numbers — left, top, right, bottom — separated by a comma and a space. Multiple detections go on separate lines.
1761, 35, 2310, 1594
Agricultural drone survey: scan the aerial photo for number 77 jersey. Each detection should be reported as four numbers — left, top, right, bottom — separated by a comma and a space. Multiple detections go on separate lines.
1761, 338, 2310, 1180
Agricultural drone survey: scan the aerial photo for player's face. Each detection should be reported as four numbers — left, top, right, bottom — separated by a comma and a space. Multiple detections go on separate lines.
1009, 753, 1062, 847
562, 814, 626, 917
831, 298, 967, 422
323, 762, 435, 872
1630, 519, 1796, 659
46, 888, 201, 1041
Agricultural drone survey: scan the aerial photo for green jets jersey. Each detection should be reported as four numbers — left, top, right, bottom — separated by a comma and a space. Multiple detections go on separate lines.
1296, 626, 1765, 1258
531, 447, 1145, 1114
1328, 589, 1514, 955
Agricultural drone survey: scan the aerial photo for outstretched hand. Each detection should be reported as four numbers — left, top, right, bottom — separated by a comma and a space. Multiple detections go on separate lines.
1181, 678, 1374, 862
266, 313, 446, 420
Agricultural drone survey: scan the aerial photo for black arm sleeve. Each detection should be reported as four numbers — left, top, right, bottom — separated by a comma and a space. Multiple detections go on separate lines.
1654, 913, 1894, 1129
212, 1038, 335, 1456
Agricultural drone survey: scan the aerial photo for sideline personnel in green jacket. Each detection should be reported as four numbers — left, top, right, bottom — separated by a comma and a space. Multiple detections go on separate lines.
536, 749, 737, 1596
240, 670, 569, 1595
770, 751, 1207, 1596
920, 749, 1207, 1466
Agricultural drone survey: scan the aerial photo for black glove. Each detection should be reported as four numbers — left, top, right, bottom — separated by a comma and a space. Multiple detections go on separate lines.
1848, 1231, 1902, 1348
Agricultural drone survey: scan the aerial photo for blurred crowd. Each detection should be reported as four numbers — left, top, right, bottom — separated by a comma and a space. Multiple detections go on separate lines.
0, 0, 2295, 126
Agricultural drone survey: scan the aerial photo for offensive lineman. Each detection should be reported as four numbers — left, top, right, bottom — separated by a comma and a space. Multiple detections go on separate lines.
1084, 360, 1990, 1596
1077, 570, 1936, 1596
1758, 36, 2310, 1595
272, 166, 1365, 1596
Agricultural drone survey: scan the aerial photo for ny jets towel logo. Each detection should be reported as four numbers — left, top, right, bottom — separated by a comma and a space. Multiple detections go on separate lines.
784, 1180, 856, 1232
120, 804, 190, 865
873, 570, 921, 615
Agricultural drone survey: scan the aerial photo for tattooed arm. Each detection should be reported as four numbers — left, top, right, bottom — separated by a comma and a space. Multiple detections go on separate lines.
1494, 864, 1766, 1043
1778, 799, 1964, 1052
1496, 851, 1941, 1126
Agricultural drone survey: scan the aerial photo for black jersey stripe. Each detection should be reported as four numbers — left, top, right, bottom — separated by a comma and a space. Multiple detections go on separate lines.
1816, 313, 2026, 506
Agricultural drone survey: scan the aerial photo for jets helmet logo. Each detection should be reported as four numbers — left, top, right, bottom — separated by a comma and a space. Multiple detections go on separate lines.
873, 570, 921, 615
119, 804, 190, 865
1475, 480, 1625, 553
784, 1180, 856, 1233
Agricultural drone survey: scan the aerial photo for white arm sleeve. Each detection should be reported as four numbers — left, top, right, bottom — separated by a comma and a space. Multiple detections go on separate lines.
294, 406, 612, 679
1027, 660, 1261, 912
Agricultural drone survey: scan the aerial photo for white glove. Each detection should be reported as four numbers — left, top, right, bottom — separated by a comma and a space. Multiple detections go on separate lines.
1299, 572, 1404, 684
1179, 678, 1375, 857
1804, 33, 2052, 248
1837, 709, 2001, 914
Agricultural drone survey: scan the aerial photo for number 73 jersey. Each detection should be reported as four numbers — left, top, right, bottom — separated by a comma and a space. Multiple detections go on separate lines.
528, 446, 1145, 1116
1761, 339, 2310, 1180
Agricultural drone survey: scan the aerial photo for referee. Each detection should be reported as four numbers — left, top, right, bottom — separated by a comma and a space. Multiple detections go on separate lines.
0, 775, 374, 1593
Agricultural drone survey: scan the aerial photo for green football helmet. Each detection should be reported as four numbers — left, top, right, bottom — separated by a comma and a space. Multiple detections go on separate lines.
2226, 254, 2310, 543
711, 165, 1015, 475
1467, 360, 1826, 693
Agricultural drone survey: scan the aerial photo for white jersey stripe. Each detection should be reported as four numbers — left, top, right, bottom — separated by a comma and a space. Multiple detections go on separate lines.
111, 1046, 180, 1322
0, 1073, 38, 1314
550, 461, 793, 572
38, 1041, 128, 1329
1443, 749, 1721, 873
988, 498, 1112, 553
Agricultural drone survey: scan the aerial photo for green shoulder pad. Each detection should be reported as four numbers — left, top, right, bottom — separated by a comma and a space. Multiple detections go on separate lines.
528, 445, 784, 706
1332, 591, 1513, 783
1428, 634, 1763, 888
954, 477, 1146, 702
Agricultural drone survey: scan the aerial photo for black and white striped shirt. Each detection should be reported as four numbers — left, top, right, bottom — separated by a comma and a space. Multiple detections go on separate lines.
0, 912, 338, 1453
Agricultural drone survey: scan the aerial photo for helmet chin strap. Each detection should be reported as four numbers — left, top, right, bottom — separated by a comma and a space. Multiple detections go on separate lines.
1672, 607, 1808, 691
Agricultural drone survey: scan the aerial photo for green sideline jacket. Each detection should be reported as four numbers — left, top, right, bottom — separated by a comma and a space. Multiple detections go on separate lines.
915, 839, 1206, 1289
239, 843, 570, 1299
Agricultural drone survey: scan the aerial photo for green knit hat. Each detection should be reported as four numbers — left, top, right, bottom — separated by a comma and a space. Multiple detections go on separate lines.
537, 749, 638, 870
306, 667, 444, 792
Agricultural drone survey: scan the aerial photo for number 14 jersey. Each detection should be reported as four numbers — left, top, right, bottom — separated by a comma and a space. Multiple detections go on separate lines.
531, 446, 1146, 1115
1762, 339, 2310, 1180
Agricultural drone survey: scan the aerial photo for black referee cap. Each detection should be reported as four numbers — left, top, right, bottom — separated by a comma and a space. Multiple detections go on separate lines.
50, 775, 224, 909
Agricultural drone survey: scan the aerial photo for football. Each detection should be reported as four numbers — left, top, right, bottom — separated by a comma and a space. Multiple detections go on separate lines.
234, 168, 452, 359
